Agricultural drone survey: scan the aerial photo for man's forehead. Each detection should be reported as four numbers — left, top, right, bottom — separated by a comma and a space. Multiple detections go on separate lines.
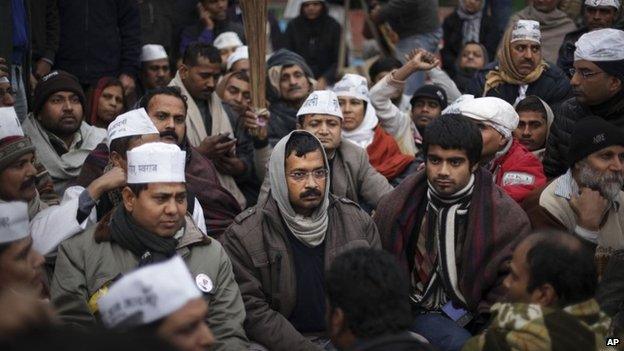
49, 91, 78, 98
511, 40, 541, 48
148, 95, 186, 113
191, 58, 221, 72
518, 110, 547, 122
144, 182, 187, 193
307, 114, 340, 122
281, 65, 305, 76
144, 58, 169, 68
427, 145, 468, 158
227, 77, 250, 90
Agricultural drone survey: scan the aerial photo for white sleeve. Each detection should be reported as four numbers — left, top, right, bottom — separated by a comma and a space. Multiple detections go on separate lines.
30, 186, 96, 255
369, 74, 413, 139
427, 67, 462, 103
573, 225, 599, 244
192, 198, 208, 235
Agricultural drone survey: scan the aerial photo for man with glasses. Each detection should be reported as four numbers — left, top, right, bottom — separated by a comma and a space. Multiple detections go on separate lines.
543, 28, 624, 178
222, 130, 380, 351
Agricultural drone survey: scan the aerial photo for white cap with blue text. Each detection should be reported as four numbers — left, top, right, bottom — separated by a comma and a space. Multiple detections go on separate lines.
126, 142, 186, 184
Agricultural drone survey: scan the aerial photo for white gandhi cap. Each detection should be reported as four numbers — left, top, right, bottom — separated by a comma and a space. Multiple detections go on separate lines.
0, 202, 30, 244
0, 107, 25, 139
126, 142, 186, 184
107, 108, 159, 147
140, 44, 168, 62
297, 90, 343, 119
98, 256, 202, 329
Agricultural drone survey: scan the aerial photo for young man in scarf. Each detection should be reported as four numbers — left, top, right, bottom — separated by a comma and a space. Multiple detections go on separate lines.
222, 131, 380, 351
374, 115, 531, 351
334, 74, 418, 185
466, 20, 572, 106
169, 42, 248, 209
463, 231, 611, 351
523, 117, 624, 274
266, 49, 315, 146
543, 28, 624, 178
557, 0, 620, 77
513, 95, 554, 161
21, 71, 107, 196
50, 142, 249, 351
74, 86, 242, 240
455, 96, 547, 203
508, 0, 577, 63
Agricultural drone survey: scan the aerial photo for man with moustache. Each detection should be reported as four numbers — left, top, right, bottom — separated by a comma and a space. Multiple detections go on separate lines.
466, 20, 572, 106
51, 142, 248, 350
374, 115, 531, 351
257, 91, 393, 210
223, 131, 381, 351
523, 117, 624, 271
266, 49, 315, 146
543, 28, 624, 178
558, 0, 620, 76
20, 71, 107, 195
75, 86, 242, 240
169, 42, 248, 208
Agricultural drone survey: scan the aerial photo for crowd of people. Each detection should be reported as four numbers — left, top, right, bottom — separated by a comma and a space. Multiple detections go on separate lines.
1, 0, 624, 350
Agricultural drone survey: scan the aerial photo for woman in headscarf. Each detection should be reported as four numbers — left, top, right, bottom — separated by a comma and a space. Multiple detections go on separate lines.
441, 0, 501, 78
87, 77, 126, 129
333, 74, 417, 185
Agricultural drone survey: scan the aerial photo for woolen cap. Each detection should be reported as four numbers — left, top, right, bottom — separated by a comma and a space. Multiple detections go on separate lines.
33, 70, 86, 115
410, 85, 448, 109
568, 116, 624, 166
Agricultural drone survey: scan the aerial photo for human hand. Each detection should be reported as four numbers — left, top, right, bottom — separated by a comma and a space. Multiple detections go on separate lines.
118, 73, 136, 97
88, 167, 126, 201
244, 109, 270, 142
197, 133, 237, 159
569, 187, 610, 231
197, 3, 215, 30
405, 49, 439, 72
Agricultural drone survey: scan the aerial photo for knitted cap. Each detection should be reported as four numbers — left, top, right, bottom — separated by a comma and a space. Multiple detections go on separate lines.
410, 85, 448, 109
33, 70, 87, 115
569, 117, 624, 166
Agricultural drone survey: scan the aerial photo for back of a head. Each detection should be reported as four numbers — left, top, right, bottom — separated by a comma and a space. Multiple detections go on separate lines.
285, 130, 323, 158
369, 57, 403, 83
325, 248, 412, 339
423, 114, 483, 166
515, 95, 547, 117
182, 42, 221, 67
525, 231, 597, 307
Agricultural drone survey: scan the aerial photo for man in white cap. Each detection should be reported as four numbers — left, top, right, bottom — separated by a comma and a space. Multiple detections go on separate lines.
223, 130, 380, 351
226, 45, 249, 73
139, 44, 172, 95
0, 76, 16, 108
51, 142, 248, 350
466, 19, 572, 106
213, 31, 243, 64
0, 202, 45, 298
544, 28, 624, 178
457, 96, 547, 202
257, 90, 393, 210
99, 256, 215, 351
508, 0, 577, 63
558, 0, 621, 76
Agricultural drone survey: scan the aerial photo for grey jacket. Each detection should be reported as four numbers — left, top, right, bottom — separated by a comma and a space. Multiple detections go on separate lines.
259, 138, 393, 209
50, 212, 249, 351
222, 195, 381, 351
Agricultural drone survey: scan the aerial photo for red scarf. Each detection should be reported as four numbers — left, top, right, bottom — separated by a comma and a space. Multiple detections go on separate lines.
88, 77, 123, 127
367, 126, 415, 180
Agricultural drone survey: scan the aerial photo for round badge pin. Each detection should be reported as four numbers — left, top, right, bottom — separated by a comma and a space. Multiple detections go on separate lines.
195, 273, 213, 293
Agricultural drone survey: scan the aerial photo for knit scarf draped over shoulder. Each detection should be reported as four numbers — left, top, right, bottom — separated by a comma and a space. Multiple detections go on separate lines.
484, 26, 548, 95
457, 0, 484, 44
109, 205, 179, 266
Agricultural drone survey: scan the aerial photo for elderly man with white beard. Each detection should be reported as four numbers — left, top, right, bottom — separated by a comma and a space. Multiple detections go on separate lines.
523, 116, 624, 272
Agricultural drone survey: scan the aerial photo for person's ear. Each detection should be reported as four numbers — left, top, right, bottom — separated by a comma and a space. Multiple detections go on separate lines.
328, 307, 346, 337
179, 64, 189, 80
608, 75, 622, 95
531, 283, 558, 307
110, 151, 125, 169
121, 186, 136, 213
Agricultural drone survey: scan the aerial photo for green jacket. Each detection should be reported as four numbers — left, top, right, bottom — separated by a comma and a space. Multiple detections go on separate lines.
463, 299, 612, 351
50, 212, 249, 351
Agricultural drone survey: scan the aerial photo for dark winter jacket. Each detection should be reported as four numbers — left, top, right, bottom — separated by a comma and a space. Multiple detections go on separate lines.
284, 5, 342, 82
376, 0, 440, 39
139, 0, 175, 54
30, 0, 59, 66
352, 331, 434, 351
55, 0, 141, 85
465, 61, 572, 106
441, 11, 501, 78
542, 90, 624, 178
